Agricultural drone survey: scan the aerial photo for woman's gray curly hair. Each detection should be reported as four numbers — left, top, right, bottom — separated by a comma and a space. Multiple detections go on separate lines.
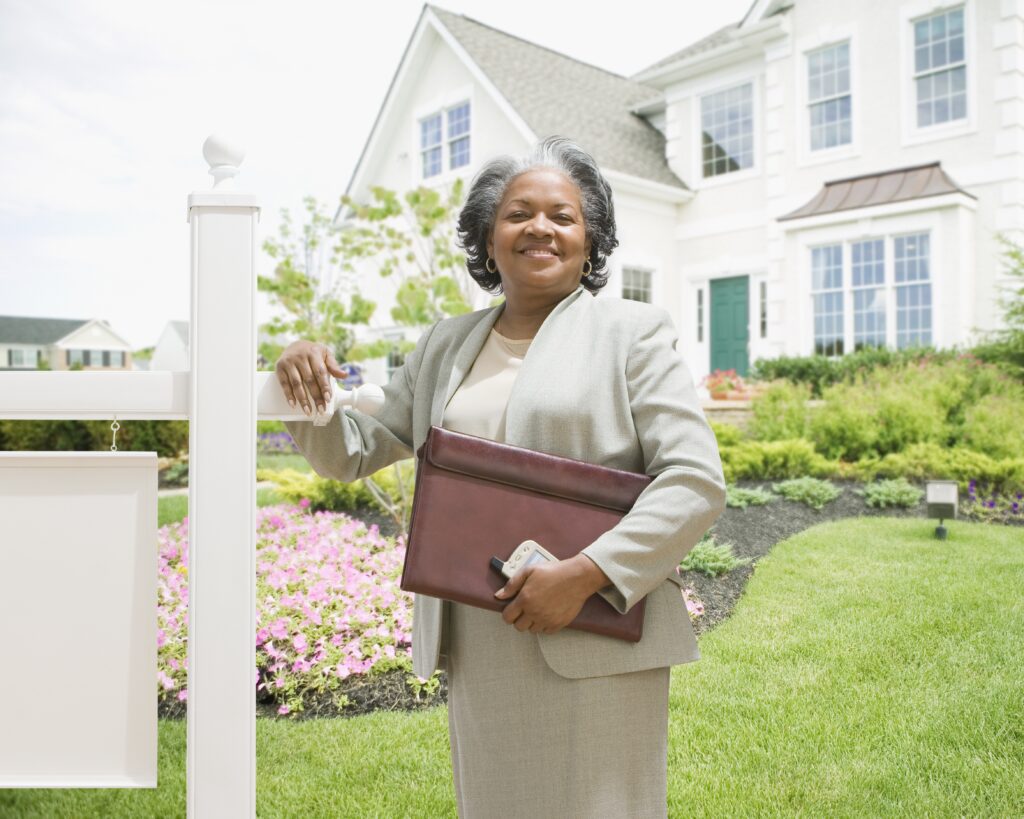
456, 135, 618, 295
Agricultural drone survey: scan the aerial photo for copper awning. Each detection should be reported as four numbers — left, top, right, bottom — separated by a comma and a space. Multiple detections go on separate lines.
778, 162, 975, 221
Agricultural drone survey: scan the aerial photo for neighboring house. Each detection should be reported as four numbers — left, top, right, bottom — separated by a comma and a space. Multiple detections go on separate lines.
0, 315, 133, 371
339, 0, 1023, 387
149, 321, 189, 372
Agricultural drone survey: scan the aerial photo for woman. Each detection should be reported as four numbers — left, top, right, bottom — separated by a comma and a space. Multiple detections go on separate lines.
278, 136, 726, 818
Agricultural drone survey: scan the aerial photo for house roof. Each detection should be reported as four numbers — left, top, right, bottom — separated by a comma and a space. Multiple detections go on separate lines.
632, 0, 792, 77
636, 23, 739, 75
777, 162, 976, 221
0, 315, 91, 345
169, 320, 189, 345
428, 6, 687, 190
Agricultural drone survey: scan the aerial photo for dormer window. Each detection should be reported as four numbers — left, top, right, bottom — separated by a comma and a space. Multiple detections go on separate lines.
420, 100, 471, 179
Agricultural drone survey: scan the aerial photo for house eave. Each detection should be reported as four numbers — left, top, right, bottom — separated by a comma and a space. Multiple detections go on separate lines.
604, 169, 692, 204
631, 15, 789, 88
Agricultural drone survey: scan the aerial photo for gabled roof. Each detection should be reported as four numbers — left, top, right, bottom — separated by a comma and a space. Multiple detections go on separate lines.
778, 162, 975, 221
169, 320, 189, 345
0, 315, 91, 345
358, 5, 686, 192
631, 0, 793, 82
636, 23, 740, 75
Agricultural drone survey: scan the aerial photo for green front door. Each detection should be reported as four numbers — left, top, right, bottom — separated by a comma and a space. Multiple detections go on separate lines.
710, 275, 749, 376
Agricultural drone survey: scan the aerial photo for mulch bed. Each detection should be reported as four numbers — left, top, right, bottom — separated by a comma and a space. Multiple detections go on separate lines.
158, 479, 1017, 720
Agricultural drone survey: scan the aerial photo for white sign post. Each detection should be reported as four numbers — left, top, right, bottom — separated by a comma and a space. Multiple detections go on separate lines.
185, 134, 261, 818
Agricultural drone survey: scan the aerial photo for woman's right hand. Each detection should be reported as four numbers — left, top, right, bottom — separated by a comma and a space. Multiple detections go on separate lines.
274, 341, 347, 416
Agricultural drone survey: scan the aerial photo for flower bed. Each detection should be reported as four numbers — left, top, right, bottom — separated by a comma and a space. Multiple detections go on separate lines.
158, 502, 707, 719
158, 503, 422, 719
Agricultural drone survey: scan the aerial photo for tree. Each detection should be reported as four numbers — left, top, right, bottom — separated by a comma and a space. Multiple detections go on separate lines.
336, 180, 480, 361
973, 231, 1024, 380
259, 196, 377, 368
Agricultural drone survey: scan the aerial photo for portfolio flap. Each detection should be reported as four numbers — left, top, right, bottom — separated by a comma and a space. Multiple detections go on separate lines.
421, 425, 651, 513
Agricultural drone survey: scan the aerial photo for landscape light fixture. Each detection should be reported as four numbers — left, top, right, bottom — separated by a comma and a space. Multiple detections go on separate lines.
926, 480, 958, 540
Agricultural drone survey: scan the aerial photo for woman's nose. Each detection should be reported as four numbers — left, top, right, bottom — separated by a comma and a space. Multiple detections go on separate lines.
525, 214, 554, 237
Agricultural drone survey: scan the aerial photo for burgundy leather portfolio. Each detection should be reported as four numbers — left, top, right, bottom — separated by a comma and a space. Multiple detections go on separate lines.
401, 425, 652, 642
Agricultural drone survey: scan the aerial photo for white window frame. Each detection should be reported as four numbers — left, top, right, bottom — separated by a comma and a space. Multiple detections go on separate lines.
796, 211, 944, 356
900, 0, 977, 147
621, 265, 655, 303
413, 86, 474, 186
795, 27, 861, 168
8, 348, 36, 368
690, 68, 761, 190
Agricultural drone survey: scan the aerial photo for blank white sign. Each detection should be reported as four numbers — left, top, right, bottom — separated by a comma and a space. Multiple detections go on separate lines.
0, 452, 157, 788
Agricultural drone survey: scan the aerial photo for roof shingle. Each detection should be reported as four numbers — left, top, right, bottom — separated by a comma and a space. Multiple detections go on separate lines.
430, 6, 686, 190
0, 316, 90, 345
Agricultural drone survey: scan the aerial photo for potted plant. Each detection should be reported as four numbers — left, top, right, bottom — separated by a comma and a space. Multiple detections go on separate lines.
702, 369, 745, 400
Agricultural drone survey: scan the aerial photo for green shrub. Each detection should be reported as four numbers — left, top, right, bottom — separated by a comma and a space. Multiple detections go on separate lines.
961, 393, 1024, 459
261, 460, 417, 523
771, 477, 841, 510
870, 368, 948, 455
710, 421, 744, 448
857, 478, 924, 509
0, 419, 188, 457
257, 420, 288, 435
748, 380, 812, 442
750, 347, 951, 398
849, 443, 1024, 494
261, 468, 372, 513
679, 534, 751, 577
805, 382, 879, 461
720, 439, 835, 482
726, 485, 775, 508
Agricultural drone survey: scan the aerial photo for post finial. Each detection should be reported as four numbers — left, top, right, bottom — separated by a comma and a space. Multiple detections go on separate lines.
202, 134, 246, 190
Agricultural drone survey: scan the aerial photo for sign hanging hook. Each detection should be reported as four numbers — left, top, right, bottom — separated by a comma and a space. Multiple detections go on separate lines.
110, 416, 120, 452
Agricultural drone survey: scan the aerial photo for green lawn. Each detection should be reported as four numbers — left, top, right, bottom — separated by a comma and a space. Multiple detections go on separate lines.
2, 517, 1020, 818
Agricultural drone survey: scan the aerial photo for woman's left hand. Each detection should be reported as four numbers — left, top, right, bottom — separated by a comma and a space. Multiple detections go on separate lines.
495, 554, 610, 634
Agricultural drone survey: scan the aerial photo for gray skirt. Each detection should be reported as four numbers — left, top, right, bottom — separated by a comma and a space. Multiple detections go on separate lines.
444, 601, 670, 819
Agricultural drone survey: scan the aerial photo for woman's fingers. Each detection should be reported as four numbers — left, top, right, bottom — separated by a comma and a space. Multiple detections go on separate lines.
274, 342, 342, 416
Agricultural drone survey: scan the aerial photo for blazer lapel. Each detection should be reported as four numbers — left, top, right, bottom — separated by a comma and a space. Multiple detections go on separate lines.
428, 283, 590, 431
504, 284, 588, 444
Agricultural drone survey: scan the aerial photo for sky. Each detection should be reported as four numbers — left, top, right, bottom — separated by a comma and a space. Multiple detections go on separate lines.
0, 0, 752, 350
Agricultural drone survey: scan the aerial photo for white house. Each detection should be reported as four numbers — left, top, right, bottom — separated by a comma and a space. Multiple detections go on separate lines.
148, 320, 189, 372
339, 0, 1024, 386
0, 315, 134, 371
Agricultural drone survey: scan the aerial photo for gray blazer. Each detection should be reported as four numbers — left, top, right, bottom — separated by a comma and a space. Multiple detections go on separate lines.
284, 283, 726, 680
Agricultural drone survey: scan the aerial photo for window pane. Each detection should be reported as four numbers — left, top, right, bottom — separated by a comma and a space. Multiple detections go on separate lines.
422, 146, 441, 178
852, 239, 884, 287
812, 245, 843, 291
808, 42, 851, 150
622, 268, 652, 303
449, 136, 470, 169
701, 83, 754, 177
420, 114, 441, 150
446, 103, 470, 138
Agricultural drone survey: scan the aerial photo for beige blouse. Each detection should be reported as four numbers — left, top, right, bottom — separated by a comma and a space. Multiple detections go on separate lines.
440, 327, 533, 441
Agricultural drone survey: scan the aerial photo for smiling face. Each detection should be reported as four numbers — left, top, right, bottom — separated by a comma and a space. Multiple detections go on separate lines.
486, 168, 591, 304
